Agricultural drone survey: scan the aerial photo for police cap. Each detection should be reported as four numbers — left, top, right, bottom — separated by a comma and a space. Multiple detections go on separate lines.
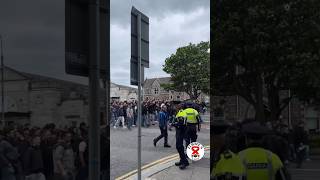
241, 120, 268, 138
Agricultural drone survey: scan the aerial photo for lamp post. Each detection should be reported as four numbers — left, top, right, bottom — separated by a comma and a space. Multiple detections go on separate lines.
0, 35, 4, 128
235, 65, 240, 121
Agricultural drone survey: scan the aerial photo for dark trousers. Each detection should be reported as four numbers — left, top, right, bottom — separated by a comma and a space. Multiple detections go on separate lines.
184, 125, 197, 148
176, 126, 188, 165
134, 114, 137, 125
76, 166, 88, 180
154, 127, 168, 145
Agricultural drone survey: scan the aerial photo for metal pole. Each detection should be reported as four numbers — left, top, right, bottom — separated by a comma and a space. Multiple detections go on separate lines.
106, 1, 110, 176
89, 0, 100, 179
137, 13, 142, 180
0, 35, 4, 128
235, 65, 239, 121
236, 96, 239, 121
288, 89, 291, 128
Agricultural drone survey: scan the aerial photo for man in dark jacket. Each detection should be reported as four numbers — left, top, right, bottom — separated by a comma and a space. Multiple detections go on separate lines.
41, 130, 55, 180
0, 132, 20, 180
153, 105, 171, 147
23, 136, 45, 179
293, 122, 308, 168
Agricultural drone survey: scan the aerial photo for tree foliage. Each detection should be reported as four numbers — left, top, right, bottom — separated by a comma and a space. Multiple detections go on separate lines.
212, 0, 320, 122
162, 41, 210, 100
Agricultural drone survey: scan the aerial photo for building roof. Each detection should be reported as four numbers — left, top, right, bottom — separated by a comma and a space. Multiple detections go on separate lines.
4, 66, 135, 100
4, 66, 88, 88
144, 77, 171, 87
111, 82, 137, 92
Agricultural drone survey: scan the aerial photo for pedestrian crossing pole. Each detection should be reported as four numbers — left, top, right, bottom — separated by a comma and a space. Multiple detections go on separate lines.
131, 7, 148, 179
0, 35, 4, 129
288, 89, 291, 128
88, 0, 101, 179
137, 12, 142, 180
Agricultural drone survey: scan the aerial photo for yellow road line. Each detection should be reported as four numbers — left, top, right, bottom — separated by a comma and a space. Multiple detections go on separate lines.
116, 145, 210, 180
115, 154, 179, 180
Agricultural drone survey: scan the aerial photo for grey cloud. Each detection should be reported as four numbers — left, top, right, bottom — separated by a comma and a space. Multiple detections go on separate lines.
110, 5, 209, 84
0, 0, 209, 86
111, 0, 210, 26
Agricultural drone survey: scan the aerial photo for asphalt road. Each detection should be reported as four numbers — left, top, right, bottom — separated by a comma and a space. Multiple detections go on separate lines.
110, 114, 210, 180
288, 156, 320, 180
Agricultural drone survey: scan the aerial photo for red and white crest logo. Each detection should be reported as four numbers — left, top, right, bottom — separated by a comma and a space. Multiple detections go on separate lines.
186, 142, 204, 161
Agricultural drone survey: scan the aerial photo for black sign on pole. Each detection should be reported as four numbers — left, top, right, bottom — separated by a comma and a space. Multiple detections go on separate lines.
65, 0, 109, 78
130, 6, 149, 85
130, 62, 144, 86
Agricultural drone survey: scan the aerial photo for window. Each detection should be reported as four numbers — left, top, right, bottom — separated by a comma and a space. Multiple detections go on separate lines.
65, 115, 80, 119
154, 88, 159, 94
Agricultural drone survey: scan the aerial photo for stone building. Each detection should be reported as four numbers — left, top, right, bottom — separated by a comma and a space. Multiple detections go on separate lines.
212, 91, 320, 131
0, 66, 108, 128
110, 83, 137, 101
143, 77, 209, 102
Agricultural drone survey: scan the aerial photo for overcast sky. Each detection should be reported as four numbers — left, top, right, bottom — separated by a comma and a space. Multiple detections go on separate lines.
0, 0, 209, 86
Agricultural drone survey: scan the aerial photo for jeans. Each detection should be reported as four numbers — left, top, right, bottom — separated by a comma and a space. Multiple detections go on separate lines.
155, 111, 159, 121
142, 114, 150, 127
198, 115, 203, 123
305, 145, 310, 160
127, 117, 133, 129
289, 144, 296, 161
111, 113, 117, 127
150, 113, 155, 124
154, 127, 168, 145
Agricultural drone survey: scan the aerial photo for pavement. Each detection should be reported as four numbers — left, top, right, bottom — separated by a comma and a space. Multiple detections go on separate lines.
148, 147, 210, 180
112, 111, 320, 180
115, 147, 210, 180
111, 113, 210, 180
116, 152, 320, 180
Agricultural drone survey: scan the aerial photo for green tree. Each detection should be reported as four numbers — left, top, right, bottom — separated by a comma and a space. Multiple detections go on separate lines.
162, 41, 210, 100
212, 0, 320, 122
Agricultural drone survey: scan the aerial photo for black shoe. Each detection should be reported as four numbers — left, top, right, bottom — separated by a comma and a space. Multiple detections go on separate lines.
175, 162, 182, 166
179, 164, 188, 170
153, 139, 157, 147
164, 144, 171, 148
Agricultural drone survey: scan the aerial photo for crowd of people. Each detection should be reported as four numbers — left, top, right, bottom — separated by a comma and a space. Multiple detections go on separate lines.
211, 118, 313, 180
0, 99, 207, 180
0, 123, 108, 180
110, 99, 206, 130
220, 119, 311, 168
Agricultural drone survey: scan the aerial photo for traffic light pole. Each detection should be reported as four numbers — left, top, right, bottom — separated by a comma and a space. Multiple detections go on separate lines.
137, 13, 142, 180
89, 0, 100, 179
0, 35, 4, 129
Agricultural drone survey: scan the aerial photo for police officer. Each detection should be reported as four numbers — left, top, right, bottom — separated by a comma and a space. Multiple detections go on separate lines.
172, 104, 189, 170
183, 104, 201, 148
239, 119, 290, 180
211, 120, 246, 180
